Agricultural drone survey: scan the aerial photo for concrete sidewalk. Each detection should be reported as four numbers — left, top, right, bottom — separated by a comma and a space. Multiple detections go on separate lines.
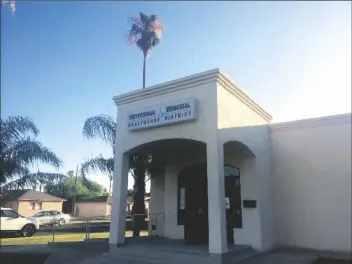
78, 246, 351, 264
1, 241, 350, 264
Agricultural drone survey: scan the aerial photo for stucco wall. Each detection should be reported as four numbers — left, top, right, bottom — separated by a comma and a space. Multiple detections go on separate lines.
271, 114, 352, 252
223, 145, 262, 250
216, 82, 270, 129
148, 173, 165, 236
17, 201, 63, 217
75, 203, 108, 217
220, 125, 275, 251
115, 80, 218, 155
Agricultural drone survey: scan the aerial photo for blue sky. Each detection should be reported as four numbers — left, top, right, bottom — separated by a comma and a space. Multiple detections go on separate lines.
1, 1, 351, 190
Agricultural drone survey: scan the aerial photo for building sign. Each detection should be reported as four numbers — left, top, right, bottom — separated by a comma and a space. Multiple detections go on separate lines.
225, 197, 230, 209
127, 98, 197, 131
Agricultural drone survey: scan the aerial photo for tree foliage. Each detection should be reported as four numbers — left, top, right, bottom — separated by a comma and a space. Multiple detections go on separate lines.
81, 115, 116, 194
126, 12, 164, 89
0, 116, 64, 190
126, 12, 164, 57
45, 172, 106, 200
81, 113, 157, 236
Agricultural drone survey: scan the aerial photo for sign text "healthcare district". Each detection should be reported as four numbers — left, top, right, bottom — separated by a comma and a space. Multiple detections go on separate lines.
127, 98, 197, 131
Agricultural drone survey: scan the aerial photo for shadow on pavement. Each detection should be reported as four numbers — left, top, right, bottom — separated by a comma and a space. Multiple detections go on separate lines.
313, 258, 352, 264
0, 252, 49, 264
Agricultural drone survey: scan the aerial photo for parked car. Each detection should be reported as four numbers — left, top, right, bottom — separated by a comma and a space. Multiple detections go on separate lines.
0, 207, 40, 237
29, 210, 71, 226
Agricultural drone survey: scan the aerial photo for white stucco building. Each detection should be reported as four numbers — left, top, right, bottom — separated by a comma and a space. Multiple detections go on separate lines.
109, 69, 351, 255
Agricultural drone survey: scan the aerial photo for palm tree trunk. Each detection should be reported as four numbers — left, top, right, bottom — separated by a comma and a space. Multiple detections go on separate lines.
131, 157, 146, 237
142, 54, 147, 89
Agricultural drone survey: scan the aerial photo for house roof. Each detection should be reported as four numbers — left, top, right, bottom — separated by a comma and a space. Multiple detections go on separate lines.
0, 190, 66, 202
77, 195, 113, 204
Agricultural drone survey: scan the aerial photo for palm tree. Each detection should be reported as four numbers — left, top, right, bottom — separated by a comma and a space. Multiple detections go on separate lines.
81, 115, 115, 194
81, 114, 156, 236
0, 116, 65, 191
126, 12, 164, 89
126, 12, 164, 236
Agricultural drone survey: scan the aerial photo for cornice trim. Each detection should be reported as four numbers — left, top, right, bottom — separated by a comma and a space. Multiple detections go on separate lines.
217, 72, 272, 122
112, 69, 273, 123
113, 69, 219, 106
270, 113, 352, 132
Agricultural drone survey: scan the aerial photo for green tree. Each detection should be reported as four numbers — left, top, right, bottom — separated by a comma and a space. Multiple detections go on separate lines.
0, 116, 65, 191
81, 114, 156, 236
80, 115, 115, 194
126, 12, 164, 89
45, 171, 105, 200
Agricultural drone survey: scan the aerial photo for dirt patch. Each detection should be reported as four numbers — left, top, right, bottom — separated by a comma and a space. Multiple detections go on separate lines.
0, 252, 49, 264
312, 258, 352, 264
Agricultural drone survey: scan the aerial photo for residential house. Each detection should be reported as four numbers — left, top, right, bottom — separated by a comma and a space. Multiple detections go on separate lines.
0, 189, 66, 217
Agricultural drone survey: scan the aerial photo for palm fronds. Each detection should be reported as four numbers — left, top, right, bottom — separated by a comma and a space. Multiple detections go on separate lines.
80, 155, 114, 179
0, 116, 63, 187
2, 172, 67, 191
126, 12, 164, 56
5, 138, 62, 168
82, 115, 116, 149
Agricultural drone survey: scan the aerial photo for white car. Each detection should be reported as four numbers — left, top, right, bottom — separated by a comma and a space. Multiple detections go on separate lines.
29, 210, 71, 226
0, 207, 40, 237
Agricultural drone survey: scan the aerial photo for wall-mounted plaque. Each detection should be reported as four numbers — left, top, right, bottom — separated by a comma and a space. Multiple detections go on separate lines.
243, 200, 257, 208
127, 98, 197, 131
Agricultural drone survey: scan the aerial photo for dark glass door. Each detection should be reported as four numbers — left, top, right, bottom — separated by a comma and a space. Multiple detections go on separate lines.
178, 163, 208, 245
225, 166, 242, 244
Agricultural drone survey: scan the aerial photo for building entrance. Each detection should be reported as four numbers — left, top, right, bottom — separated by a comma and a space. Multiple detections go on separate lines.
177, 163, 242, 245
178, 163, 208, 245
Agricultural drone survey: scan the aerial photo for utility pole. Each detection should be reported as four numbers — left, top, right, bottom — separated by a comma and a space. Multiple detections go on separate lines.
71, 165, 79, 216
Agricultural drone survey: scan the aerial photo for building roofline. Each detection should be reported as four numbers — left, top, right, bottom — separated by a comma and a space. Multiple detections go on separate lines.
270, 113, 351, 132
15, 190, 30, 201
16, 190, 66, 202
113, 68, 219, 106
112, 69, 272, 121
217, 71, 272, 122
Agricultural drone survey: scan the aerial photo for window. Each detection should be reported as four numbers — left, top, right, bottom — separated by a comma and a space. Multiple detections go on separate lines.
0, 210, 6, 217
50, 211, 60, 216
33, 212, 45, 217
2, 209, 21, 218
28, 202, 42, 210
224, 165, 240, 177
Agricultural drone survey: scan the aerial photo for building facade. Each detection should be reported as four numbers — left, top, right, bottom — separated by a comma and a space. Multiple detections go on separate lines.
109, 69, 351, 255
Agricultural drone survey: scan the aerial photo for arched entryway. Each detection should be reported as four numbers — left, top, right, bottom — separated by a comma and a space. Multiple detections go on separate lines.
176, 163, 242, 246
223, 140, 257, 247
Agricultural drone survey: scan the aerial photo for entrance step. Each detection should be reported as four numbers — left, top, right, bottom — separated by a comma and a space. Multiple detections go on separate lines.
102, 244, 260, 264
